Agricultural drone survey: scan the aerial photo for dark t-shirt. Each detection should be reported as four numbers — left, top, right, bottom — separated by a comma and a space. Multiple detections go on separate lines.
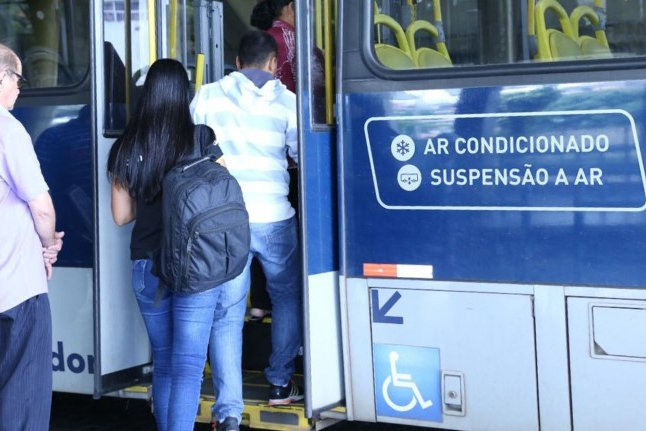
130, 194, 162, 260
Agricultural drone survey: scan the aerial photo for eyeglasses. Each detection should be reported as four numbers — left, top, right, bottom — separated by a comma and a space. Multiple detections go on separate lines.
6, 69, 27, 89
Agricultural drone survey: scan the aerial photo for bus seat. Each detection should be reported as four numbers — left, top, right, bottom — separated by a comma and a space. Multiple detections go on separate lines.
416, 48, 452, 68
547, 28, 584, 60
375, 44, 416, 69
578, 36, 613, 58
534, 0, 581, 60
570, 5, 612, 59
374, 12, 415, 69
405, 19, 452, 68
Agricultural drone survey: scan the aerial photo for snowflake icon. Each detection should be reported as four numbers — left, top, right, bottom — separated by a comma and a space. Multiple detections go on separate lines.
391, 134, 415, 161
396, 140, 410, 156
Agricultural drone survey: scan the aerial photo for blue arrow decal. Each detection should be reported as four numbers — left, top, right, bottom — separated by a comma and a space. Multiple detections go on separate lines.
372, 290, 404, 324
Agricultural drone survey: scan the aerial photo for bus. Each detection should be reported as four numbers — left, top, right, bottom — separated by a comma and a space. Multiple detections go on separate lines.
5, 0, 646, 430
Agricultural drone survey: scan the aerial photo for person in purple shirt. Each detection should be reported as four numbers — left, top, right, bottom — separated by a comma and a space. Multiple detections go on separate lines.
0, 43, 64, 431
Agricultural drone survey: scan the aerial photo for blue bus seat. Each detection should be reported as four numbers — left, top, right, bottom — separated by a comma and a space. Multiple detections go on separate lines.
570, 5, 612, 59
374, 12, 415, 69
405, 19, 452, 68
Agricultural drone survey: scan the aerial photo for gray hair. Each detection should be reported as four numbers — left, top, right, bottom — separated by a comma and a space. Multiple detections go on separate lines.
0, 44, 19, 71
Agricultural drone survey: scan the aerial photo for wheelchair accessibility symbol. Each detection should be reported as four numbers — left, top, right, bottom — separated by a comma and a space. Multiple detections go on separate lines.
373, 344, 442, 422
383, 351, 433, 412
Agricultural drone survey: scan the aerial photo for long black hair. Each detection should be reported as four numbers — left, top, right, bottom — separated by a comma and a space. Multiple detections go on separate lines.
107, 58, 193, 202
250, 0, 293, 31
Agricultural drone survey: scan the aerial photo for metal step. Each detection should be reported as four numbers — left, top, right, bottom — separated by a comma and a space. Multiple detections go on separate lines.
197, 370, 309, 431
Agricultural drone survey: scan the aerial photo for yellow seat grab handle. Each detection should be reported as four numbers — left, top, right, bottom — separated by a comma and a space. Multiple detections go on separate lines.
374, 13, 413, 56
534, 0, 578, 60
570, 5, 609, 49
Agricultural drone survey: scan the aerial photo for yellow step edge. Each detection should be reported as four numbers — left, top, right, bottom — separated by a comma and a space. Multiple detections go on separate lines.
197, 397, 310, 431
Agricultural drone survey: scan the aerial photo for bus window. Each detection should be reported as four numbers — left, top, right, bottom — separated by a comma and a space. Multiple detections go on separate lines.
371, 0, 646, 70
103, 0, 151, 136
372, 0, 459, 69
160, 0, 197, 74
372, 0, 520, 68
0, 0, 89, 88
569, 0, 646, 58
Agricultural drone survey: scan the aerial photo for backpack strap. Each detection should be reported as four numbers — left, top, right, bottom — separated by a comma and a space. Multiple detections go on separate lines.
154, 281, 168, 307
148, 249, 169, 306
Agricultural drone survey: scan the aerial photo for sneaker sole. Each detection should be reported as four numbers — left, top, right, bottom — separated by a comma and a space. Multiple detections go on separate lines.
267, 396, 304, 406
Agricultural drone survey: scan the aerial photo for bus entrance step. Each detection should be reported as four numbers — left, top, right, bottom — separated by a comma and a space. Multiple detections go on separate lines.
241, 319, 304, 374
197, 371, 309, 430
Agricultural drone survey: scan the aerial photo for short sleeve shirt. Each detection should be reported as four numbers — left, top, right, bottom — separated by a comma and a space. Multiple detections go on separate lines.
0, 105, 49, 313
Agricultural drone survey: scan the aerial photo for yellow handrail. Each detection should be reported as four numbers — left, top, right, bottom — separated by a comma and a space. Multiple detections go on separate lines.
170, 0, 178, 59
148, 0, 157, 64
195, 53, 205, 93
406, 19, 451, 65
315, 0, 323, 49
374, 13, 412, 55
324, 0, 334, 124
535, 0, 579, 60
528, 0, 536, 37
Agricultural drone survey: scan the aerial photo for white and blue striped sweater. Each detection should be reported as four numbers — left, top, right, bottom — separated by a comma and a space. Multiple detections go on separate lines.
190, 71, 298, 223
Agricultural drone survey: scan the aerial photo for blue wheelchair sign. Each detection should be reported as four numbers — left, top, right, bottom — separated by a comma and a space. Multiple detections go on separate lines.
373, 344, 442, 422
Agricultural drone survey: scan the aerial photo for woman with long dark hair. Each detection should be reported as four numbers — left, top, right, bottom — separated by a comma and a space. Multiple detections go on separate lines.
107, 59, 223, 431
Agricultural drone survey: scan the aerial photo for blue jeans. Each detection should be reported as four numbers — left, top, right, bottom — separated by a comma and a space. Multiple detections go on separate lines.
133, 259, 221, 431
208, 264, 250, 423
0, 294, 52, 431
132, 260, 171, 431
210, 216, 302, 416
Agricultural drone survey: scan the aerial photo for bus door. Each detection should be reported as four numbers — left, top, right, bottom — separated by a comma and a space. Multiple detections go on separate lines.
296, 0, 346, 421
94, 0, 219, 396
93, 0, 159, 396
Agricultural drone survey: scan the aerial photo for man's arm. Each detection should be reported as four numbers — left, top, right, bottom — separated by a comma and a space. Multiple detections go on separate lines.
285, 110, 298, 165
29, 191, 64, 280
28, 190, 57, 247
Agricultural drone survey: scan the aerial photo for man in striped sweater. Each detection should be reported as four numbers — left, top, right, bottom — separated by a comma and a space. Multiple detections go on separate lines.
190, 30, 301, 431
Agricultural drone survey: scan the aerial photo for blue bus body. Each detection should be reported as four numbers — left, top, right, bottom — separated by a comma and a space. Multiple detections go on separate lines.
332, 2, 646, 430
343, 81, 646, 287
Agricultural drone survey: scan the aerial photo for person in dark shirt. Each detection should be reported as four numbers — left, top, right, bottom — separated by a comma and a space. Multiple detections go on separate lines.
107, 59, 224, 431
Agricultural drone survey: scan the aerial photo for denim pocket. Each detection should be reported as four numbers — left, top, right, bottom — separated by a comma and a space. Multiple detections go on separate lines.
131, 260, 147, 295
266, 217, 298, 259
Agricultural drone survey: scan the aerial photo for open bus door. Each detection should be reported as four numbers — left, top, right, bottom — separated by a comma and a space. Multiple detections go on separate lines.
93, 0, 157, 396
93, 0, 223, 397
295, 0, 346, 423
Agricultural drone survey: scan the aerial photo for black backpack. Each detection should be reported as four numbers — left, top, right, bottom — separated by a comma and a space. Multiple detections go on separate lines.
154, 125, 250, 294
